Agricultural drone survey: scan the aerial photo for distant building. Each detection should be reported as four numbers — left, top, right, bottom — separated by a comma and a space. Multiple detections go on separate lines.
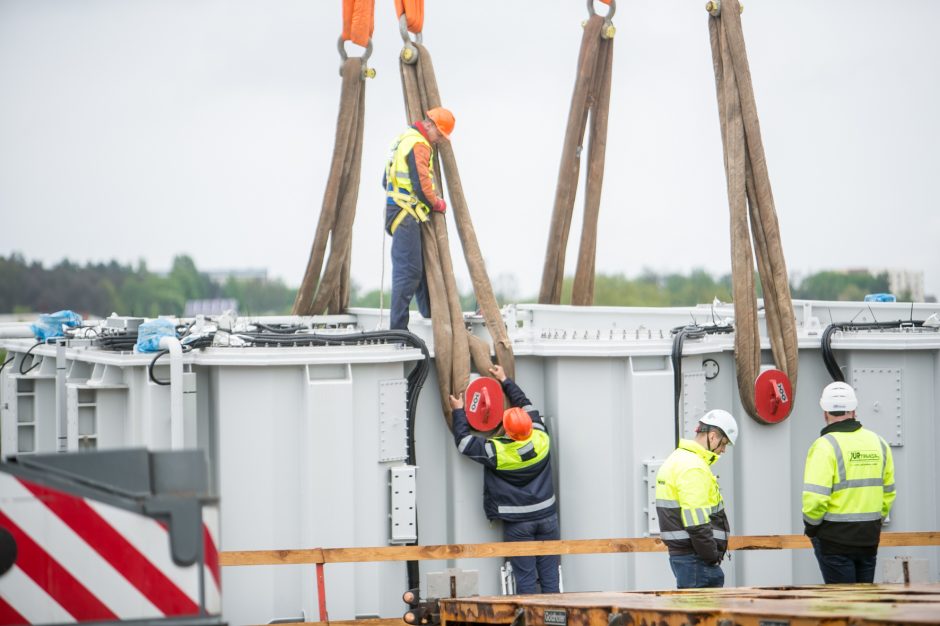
869, 268, 925, 302
205, 269, 268, 285
185, 298, 238, 317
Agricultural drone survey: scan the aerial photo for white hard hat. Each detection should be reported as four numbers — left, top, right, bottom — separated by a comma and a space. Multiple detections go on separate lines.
699, 409, 738, 446
819, 382, 857, 412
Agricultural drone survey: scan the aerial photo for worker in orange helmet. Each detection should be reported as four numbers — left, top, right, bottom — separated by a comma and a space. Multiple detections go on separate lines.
382, 106, 454, 331
449, 365, 560, 594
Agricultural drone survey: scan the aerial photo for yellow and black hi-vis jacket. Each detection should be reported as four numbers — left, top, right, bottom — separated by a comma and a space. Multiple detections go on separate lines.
451, 378, 556, 522
802, 419, 896, 553
382, 126, 439, 235
655, 439, 730, 564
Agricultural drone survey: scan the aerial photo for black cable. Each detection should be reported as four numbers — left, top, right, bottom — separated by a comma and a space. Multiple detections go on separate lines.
183, 333, 216, 351
18, 342, 43, 375
149, 349, 171, 385
671, 323, 734, 447
95, 329, 139, 352
176, 320, 196, 339
148, 332, 217, 385
822, 319, 927, 382
252, 322, 306, 334
397, 332, 430, 592
821, 323, 844, 382
0, 356, 13, 376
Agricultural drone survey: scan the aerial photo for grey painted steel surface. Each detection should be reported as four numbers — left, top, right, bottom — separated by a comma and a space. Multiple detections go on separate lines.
0, 300, 938, 624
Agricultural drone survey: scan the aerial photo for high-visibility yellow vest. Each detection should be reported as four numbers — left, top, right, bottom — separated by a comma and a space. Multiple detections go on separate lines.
491, 430, 550, 471
655, 439, 729, 555
803, 427, 896, 526
385, 128, 435, 233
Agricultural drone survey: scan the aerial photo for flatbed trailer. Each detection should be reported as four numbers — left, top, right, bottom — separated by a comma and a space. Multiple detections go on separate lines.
439, 584, 940, 626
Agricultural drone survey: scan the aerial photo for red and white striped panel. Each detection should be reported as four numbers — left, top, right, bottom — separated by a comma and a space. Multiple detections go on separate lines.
202, 504, 221, 614
0, 473, 219, 625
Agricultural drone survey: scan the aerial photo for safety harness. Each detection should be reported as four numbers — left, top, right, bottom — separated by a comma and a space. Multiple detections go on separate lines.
385, 127, 435, 234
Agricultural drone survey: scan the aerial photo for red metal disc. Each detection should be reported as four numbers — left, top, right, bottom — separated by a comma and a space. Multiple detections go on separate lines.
465, 377, 505, 432
754, 368, 793, 424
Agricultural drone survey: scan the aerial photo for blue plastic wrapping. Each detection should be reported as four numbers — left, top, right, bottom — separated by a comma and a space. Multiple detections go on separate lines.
135, 319, 178, 353
30, 310, 82, 341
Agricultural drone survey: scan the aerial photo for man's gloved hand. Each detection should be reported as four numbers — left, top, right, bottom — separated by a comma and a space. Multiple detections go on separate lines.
432, 198, 447, 214
804, 521, 819, 538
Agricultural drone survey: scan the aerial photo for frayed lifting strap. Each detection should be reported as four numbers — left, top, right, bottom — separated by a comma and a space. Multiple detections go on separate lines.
708, 0, 799, 420
399, 43, 516, 430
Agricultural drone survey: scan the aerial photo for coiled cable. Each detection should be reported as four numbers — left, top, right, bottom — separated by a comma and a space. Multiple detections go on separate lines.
822, 320, 927, 382
671, 323, 734, 447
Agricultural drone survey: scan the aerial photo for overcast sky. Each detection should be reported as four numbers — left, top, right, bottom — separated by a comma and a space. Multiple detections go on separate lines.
1, 0, 938, 300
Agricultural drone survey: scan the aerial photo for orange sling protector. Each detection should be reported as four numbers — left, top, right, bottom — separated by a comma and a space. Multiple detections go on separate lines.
342, 0, 375, 47
395, 0, 424, 34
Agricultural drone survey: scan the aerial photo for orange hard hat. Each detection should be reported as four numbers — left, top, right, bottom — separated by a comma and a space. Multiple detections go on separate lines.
426, 107, 455, 138
502, 407, 532, 441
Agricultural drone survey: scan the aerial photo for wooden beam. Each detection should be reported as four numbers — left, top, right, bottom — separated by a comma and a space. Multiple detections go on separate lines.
245, 619, 404, 626
219, 548, 324, 566
220, 531, 940, 567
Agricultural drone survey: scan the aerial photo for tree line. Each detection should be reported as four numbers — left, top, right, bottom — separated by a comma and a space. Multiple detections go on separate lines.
0, 253, 896, 318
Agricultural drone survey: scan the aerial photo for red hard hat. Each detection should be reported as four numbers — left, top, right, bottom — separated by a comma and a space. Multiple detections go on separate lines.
426, 107, 455, 138
502, 407, 532, 441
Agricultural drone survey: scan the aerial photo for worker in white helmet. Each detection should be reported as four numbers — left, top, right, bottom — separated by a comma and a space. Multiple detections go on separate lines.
802, 382, 896, 583
655, 409, 738, 588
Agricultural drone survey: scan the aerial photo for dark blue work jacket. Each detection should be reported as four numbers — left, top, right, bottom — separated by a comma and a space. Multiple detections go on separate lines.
452, 378, 557, 522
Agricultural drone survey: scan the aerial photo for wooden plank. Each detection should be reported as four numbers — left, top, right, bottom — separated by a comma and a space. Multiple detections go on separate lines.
220, 531, 940, 567
254, 617, 467, 626
218, 547, 324, 567
440, 584, 940, 626
880, 530, 940, 547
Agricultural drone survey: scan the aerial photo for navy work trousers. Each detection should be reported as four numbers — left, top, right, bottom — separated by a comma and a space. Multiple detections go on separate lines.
668, 554, 725, 589
812, 538, 877, 583
504, 513, 560, 594
388, 210, 430, 331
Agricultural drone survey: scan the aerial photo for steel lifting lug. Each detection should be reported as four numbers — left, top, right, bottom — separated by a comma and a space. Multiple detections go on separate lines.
401, 44, 418, 64
587, 0, 616, 21
399, 14, 422, 65
337, 37, 373, 77
706, 0, 744, 16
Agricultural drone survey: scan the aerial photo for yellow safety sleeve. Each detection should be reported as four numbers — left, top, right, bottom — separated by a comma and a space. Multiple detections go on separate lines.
802, 437, 836, 525
882, 438, 897, 518
675, 466, 718, 527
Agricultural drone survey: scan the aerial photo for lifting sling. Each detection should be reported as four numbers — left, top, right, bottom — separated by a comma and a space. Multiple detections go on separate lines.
707, 0, 799, 421
539, 2, 615, 306
293, 1, 375, 315
396, 4, 515, 428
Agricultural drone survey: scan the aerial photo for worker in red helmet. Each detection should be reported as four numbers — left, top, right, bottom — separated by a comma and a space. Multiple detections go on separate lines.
382, 106, 454, 331
449, 365, 559, 594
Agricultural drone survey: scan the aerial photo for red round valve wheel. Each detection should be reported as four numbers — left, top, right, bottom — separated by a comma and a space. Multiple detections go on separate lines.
754, 368, 793, 424
465, 377, 505, 432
